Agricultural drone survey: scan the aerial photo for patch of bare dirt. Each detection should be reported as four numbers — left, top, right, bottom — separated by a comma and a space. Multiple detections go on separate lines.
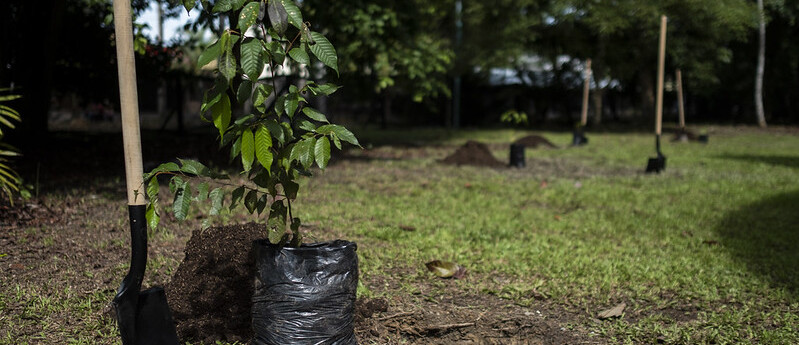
441, 141, 506, 168
0, 199, 63, 228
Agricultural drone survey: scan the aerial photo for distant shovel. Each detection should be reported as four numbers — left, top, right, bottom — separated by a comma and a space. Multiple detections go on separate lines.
111, 0, 179, 343
573, 59, 592, 146
646, 16, 668, 173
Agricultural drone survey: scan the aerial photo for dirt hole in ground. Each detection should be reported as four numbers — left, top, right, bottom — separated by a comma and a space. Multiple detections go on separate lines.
441, 140, 505, 168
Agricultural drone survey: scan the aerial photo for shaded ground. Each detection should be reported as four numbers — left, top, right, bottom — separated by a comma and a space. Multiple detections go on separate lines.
513, 135, 558, 149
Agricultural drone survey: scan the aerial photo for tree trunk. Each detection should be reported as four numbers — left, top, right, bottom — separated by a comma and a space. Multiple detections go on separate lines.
755, 0, 767, 127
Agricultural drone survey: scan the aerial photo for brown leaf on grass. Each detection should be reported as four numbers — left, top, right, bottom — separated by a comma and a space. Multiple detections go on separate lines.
554, 215, 562, 221
425, 260, 466, 279
702, 240, 719, 246
399, 224, 416, 232
597, 302, 626, 319
540, 181, 548, 188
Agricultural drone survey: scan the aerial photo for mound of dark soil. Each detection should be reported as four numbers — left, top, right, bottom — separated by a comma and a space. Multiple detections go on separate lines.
513, 135, 558, 148
166, 223, 266, 344
441, 140, 505, 167
671, 128, 698, 142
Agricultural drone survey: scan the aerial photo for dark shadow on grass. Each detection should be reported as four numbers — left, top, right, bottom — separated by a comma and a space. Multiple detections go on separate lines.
717, 154, 799, 169
716, 190, 799, 300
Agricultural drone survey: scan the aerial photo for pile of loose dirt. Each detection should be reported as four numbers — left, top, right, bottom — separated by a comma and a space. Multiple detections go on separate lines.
166, 223, 267, 344
441, 141, 505, 167
513, 135, 558, 148
671, 128, 698, 142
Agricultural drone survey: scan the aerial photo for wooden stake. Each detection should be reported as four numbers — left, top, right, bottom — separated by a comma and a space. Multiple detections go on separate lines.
676, 69, 685, 129
580, 59, 592, 126
113, 0, 145, 206
655, 15, 667, 136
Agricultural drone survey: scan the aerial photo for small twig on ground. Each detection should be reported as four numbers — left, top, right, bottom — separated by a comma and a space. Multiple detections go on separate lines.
422, 322, 475, 332
377, 311, 415, 321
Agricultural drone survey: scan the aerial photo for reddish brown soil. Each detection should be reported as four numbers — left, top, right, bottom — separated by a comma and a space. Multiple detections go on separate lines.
166, 223, 266, 344
513, 135, 558, 149
441, 141, 505, 168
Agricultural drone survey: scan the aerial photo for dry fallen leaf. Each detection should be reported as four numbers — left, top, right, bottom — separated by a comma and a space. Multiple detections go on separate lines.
598, 302, 626, 319
425, 260, 466, 279
399, 224, 416, 232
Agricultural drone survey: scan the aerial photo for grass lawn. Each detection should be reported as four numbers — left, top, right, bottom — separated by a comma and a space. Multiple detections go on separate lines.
1, 126, 798, 344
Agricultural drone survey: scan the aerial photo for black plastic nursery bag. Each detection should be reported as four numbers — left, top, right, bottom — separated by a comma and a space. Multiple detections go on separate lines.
252, 240, 359, 345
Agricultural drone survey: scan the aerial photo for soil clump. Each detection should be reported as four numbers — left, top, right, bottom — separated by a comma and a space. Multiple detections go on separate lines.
166, 223, 266, 344
513, 135, 558, 148
441, 141, 505, 167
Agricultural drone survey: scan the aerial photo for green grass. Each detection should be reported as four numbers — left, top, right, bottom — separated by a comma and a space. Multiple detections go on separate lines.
296, 127, 799, 344
2, 127, 798, 344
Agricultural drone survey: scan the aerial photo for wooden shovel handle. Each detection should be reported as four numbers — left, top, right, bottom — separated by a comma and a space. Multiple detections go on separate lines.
113, 0, 145, 206
655, 15, 667, 136
580, 59, 592, 126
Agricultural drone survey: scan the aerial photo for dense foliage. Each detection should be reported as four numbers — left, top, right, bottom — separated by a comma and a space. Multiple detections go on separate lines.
0, 88, 23, 203
145, 0, 358, 246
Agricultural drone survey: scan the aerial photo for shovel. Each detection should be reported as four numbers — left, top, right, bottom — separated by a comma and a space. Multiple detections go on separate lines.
573, 59, 592, 146
646, 15, 668, 174
111, 0, 179, 343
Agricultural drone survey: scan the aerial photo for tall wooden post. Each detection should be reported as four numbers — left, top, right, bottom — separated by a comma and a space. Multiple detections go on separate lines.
580, 59, 592, 126
676, 69, 685, 129
655, 15, 667, 137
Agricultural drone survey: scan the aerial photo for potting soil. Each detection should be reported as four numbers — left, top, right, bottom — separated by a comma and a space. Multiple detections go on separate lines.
165, 223, 266, 343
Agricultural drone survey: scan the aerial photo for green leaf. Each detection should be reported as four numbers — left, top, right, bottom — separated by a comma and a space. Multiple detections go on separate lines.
238, 1, 260, 32
146, 177, 159, 202
169, 176, 184, 194
267, 0, 288, 36
209, 187, 224, 215
264, 120, 284, 144
212, 0, 249, 12
196, 182, 210, 201
241, 129, 255, 172
173, 181, 192, 220
297, 120, 316, 132
314, 136, 331, 169
240, 38, 265, 82
178, 159, 210, 177
230, 186, 246, 210
244, 189, 258, 213
281, 0, 303, 29
182, 0, 195, 13
253, 83, 274, 110
302, 107, 328, 123
236, 80, 253, 104
256, 194, 268, 215
219, 32, 240, 83
274, 94, 286, 115
211, 94, 232, 141
331, 133, 342, 150
266, 41, 286, 64
282, 180, 299, 199
317, 124, 359, 147
255, 125, 273, 172
309, 31, 338, 75
285, 93, 299, 117
230, 135, 242, 162
288, 46, 310, 65
146, 203, 160, 230
198, 39, 221, 68
144, 162, 180, 181
300, 137, 316, 169
307, 83, 341, 96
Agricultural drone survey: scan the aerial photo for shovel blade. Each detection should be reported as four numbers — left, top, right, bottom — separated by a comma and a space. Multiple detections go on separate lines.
646, 155, 667, 173
134, 287, 180, 345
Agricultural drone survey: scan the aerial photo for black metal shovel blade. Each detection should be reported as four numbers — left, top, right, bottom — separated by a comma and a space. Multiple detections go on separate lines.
572, 130, 589, 146
134, 287, 180, 345
646, 155, 667, 173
